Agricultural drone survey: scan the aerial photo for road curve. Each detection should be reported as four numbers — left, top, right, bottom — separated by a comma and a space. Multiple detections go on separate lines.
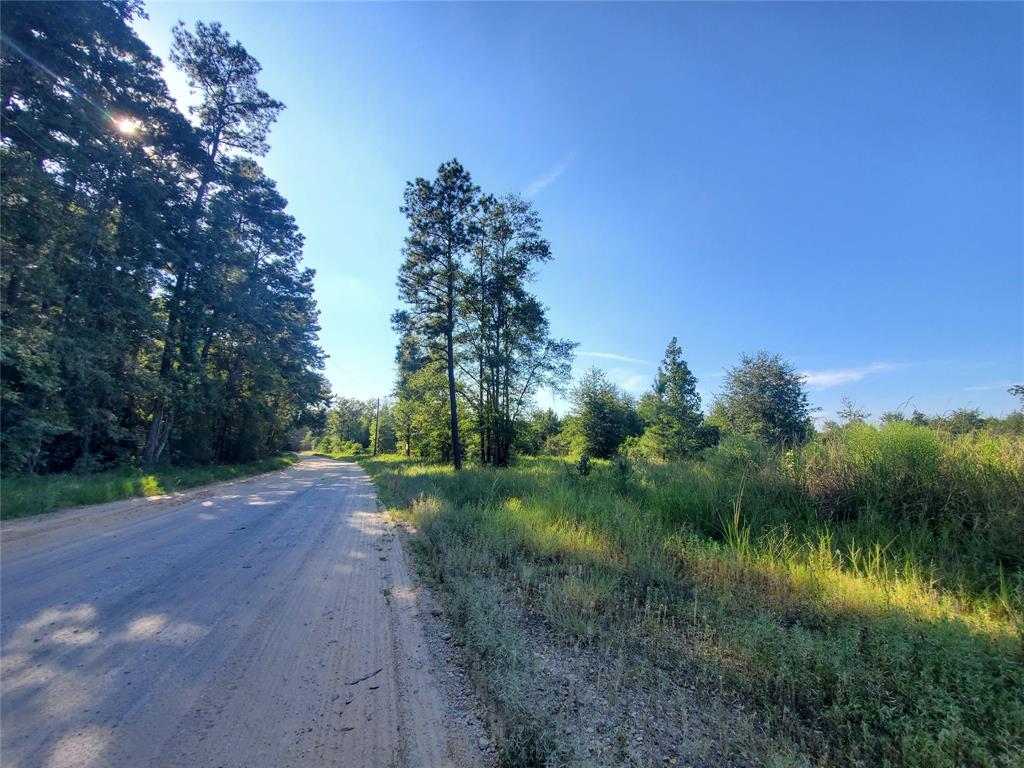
1, 457, 479, 768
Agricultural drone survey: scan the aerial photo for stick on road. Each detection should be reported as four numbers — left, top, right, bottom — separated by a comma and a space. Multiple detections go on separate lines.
1, 457, 477, 768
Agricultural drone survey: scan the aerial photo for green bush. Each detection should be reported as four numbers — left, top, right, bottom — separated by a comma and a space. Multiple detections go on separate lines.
311, 437, 366, 457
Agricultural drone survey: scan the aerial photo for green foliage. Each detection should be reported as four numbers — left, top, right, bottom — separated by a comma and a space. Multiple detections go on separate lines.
316, 397, 373, 449
311, 396, 398, 456
990, 410, 1024, 437
798, 423, 1024, 578
393, 165, 574, 468
462, 194, 575, 466
0, 455, 295, 519
368, 399, 398, 455
361, 434, 1024, 768
639, 337, 704, 457
310, 440, 365, 457
575, 454, 593, 477
930, 407, 986, 435
168, 20, 283, 156
630, 337, 718, 461
391, 361, 460, 462
397, 159, 480, 470
563, 368, 642, 459
713, 351, 813, 445
837, 396, 869, 424
1010, 384, 1024, 407
514, 408, 563, 456
1, 3, 326, 474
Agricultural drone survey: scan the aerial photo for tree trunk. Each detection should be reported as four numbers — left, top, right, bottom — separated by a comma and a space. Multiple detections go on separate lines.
446, 279, 461, 470
372, 398, 380, 456
142, 400, 165, 465
155, 412, 173, 464
142, 133, 219, 466
446, 326, 461, 470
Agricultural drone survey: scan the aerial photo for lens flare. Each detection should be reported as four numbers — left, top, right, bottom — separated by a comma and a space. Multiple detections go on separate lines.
115, 117, 140, 135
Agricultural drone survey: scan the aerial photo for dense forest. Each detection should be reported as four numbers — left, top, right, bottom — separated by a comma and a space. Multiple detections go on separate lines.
1, 1, 327, 473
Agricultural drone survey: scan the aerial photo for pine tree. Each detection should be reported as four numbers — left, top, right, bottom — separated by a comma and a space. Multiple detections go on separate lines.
396, 159, 479, 470
465, 195, 574, 465
640, 338, 705, 459
143, 20, 284, 465
1, 5, 326, 472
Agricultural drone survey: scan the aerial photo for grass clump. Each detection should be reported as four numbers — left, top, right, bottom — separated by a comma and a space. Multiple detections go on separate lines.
361, 424, 1023, 767
0, 455, 296, 519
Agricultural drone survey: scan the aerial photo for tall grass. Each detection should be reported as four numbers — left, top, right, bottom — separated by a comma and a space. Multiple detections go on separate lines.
797, 424, 1024, 584
362, 424, 1024, 767
0, 455, 296, 519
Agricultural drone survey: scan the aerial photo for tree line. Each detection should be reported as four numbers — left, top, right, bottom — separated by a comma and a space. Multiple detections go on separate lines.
1, 1, 327, 473
558, 348, 813, 461
313, 155, 892, 467
316, 329, 818, 465
310, 151, 823, 468
307, 396, 397, 456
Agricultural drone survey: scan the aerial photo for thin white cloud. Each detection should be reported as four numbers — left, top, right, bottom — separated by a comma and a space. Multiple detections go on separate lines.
800, 362, 905, 391
618, 373, 650, 395
579, 351, 652, 365
523, 152, 574, 197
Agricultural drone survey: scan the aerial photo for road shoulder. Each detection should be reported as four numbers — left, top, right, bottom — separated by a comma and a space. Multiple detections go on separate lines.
0, 460, 298, 548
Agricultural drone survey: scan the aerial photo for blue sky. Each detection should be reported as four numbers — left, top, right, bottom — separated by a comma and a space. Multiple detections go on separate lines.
135, 2, 1023, 419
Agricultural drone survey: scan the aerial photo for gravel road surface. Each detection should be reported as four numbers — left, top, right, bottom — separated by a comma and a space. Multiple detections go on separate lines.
1, 457, 482, 768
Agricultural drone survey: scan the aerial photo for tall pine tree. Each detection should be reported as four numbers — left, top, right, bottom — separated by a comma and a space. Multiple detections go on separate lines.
396, 159, 479, 470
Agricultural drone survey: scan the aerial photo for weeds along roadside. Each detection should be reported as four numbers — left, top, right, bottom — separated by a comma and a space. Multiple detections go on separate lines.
359, 430, 1023, 768
0, 455, 297, 519
368, 458, 571, 765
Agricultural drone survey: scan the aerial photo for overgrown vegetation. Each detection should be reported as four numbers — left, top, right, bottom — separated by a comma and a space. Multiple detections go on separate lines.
1, 2, 327, 475
0, 455, 296, 519
362, 422, 1024, 767
310, 397, 397, 456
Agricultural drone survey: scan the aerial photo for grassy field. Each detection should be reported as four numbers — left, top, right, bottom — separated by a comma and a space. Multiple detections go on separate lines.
361, 425, 1023, 767
0, 455, 297, 520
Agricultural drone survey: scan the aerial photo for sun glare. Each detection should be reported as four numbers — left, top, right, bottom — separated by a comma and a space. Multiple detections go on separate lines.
115, 117, 140, 135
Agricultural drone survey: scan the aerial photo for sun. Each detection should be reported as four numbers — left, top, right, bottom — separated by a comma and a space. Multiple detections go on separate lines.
115, 117, 140, 135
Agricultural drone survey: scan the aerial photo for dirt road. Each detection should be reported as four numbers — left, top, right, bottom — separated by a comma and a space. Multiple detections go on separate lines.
1, 457, 483, 768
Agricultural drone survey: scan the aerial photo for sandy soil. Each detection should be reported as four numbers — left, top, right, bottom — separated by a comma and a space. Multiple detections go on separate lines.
1, 457, 488, 768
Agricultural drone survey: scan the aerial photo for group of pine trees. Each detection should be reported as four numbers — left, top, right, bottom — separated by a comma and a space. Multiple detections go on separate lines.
377, 159, 816, 469
561, 347, 812, 461
380, 155, 819, 470
310, 149, 1019, 467
1, 1, 327, 473
391, 159, 576, 468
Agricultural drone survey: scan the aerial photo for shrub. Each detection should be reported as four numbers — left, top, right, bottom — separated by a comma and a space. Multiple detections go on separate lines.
574, 454, 592, 477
